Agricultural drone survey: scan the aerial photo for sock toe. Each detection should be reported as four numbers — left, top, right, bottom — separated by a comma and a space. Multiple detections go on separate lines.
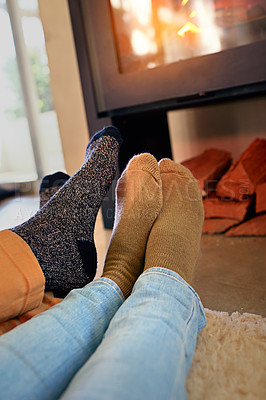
88, 126, 123, 147
127, 153, 161, 183
159, 158, 195, 179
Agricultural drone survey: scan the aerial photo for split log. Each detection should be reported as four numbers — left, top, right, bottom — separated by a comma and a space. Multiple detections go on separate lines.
216, 138, 266, 200
256, 181, 266, 214
203, 218, 239, 234
203, 195, 252, 221
181, 148, 232, 196
225, 214, 266, 236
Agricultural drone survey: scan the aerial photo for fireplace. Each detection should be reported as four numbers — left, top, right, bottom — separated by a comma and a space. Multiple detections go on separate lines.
69, 0, 266, 115
68, 0, 266, 154
68, 0, 266, 227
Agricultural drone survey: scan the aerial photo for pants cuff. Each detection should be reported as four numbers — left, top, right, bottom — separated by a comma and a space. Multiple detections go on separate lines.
136, 267, 206, 332
0, 230, 45, 323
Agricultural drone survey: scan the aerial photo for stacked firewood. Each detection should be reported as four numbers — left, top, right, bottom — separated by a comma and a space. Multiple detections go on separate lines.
181, 138, 266, 236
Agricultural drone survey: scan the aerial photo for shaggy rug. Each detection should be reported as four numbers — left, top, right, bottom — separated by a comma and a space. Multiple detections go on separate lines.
186, 309, 266, 400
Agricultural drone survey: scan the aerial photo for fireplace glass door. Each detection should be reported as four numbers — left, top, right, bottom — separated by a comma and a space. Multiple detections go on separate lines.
110, 0, 266, 74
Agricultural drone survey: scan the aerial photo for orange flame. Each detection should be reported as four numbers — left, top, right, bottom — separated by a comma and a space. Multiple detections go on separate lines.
189, 10, 196, 19
181, 0, 190, 6
177, 21, 201, 37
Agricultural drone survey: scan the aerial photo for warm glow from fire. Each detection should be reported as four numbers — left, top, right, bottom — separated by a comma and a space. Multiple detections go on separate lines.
177, 21, 202, 37
110, 0, 222, 67
178, 4, 201, 39
131, 29, 157, 55
189, 10, 196, 19
181, 0, 190, 6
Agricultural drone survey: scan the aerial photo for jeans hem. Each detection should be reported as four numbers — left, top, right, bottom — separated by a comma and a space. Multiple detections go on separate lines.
94, 277, 125, 302
140, 267, 206, 325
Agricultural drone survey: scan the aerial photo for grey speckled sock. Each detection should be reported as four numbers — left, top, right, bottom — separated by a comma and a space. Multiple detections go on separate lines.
11, 126, 122, 295
39, 172, 70, 208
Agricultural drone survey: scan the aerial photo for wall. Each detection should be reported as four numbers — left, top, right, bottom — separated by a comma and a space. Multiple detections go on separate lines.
38, 0, 89, 175
168, 96, 266, 163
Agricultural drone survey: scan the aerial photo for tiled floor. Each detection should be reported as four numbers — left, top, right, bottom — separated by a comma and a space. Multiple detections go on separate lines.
193, 235, 266, 316
1, 195, 265, 316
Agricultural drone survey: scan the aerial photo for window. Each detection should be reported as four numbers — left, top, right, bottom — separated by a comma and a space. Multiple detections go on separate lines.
0, 0, 65, 184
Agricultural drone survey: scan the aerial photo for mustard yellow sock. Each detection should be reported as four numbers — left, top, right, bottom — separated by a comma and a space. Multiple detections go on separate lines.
102, 153, 162, 298
144, 159, 204, 284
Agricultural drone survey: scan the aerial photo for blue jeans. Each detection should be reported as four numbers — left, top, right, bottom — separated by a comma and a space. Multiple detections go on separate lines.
0, 268, 206, 400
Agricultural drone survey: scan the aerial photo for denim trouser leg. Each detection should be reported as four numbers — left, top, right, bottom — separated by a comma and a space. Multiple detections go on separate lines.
61, 267, 207, 400
0, 278, 124, 400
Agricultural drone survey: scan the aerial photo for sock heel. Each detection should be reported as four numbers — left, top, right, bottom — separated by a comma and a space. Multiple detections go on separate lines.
76, 240, 97, 282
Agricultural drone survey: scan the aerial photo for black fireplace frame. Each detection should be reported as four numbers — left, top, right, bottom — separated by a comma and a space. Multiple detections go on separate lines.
68, 0, 266, 227
71, 0, 266, 118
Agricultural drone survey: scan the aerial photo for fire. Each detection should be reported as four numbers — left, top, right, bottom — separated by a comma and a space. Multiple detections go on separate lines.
177, 21, 201, 37
189, 10, 196, 19
181, 0, 190, 6
177, 4, 201, 38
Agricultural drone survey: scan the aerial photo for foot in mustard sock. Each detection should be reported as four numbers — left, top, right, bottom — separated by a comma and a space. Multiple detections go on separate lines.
10, 126, 122, 294
39, 172, 70, 208
102, 153, 163, 298
144, 159, 204, 284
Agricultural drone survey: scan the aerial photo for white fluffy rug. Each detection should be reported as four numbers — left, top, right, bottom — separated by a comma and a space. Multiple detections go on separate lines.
186, 309, 266, 400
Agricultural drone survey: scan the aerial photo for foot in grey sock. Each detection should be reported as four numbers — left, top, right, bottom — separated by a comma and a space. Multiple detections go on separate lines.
11, 126, 122, 294
39, 171, 70, 208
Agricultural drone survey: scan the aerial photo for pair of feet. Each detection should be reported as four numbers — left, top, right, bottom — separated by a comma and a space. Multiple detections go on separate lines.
103, 152, 204, 298
11, 126, 204, 299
